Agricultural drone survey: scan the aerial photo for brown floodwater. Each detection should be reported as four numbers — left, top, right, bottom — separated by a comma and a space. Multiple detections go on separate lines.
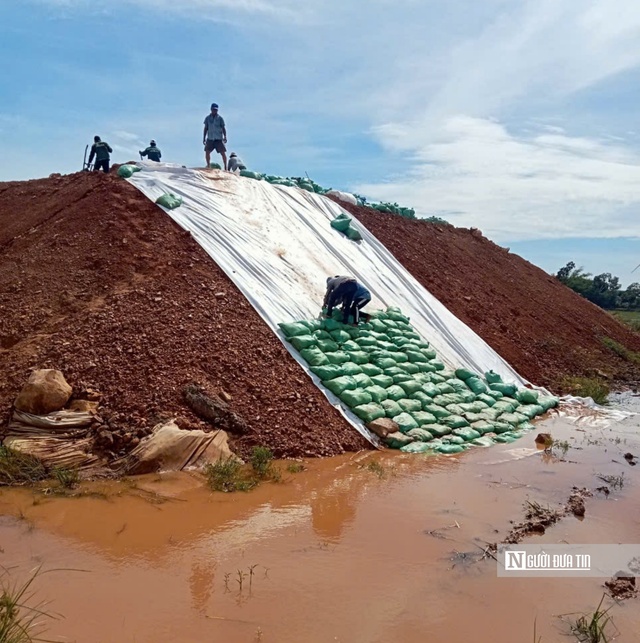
0, 407, 639, 643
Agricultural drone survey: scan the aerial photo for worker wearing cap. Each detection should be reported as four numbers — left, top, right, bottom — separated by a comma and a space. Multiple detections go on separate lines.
203, 102, 227, 170
140, 140, 162, 162
88, 136, 113, 173
227, 152, 246, 172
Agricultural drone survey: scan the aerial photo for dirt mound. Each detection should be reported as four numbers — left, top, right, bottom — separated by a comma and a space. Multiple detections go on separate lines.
334, 200, 640, 389
0, 172, 368, 460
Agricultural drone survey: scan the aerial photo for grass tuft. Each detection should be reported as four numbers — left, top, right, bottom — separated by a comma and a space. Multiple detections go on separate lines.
560, 377, 609, 405
50, 467, 79, 490
569, 595, 616, 643
0, 448, 48, 487
286, 462, 305, 474
204, 459, 256, 493
601, 337, 640, 363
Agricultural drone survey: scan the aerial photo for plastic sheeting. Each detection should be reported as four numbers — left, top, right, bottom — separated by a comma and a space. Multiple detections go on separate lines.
127, 163, 530, 443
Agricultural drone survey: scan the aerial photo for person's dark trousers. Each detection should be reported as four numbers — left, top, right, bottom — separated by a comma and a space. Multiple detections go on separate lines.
94, 159, 110, 173
346, 295, 371, 325
327, 281, 357, 320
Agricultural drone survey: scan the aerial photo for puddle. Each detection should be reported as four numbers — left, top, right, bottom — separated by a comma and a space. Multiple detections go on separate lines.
0, 407, 638, 642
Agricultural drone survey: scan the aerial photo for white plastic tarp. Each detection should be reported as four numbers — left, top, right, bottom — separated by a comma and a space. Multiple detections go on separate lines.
127, 163, 529, 443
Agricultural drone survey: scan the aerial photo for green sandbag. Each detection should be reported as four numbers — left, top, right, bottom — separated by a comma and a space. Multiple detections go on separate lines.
433, 393, 465, 407
501, 396, 520, 408
518, 421, 535, 431
240, 169, 261, 179
538, 396, 559, 411
460, 391, 476, 403
384, 366, 406, 377
155, 192, 183, 209
326, 351, 351, 365
385, 432, 414, 449
429, 360, 445, 371
345, 225, 363, 241
330, 330, 351, 344
330, 214, 352, 232
400, 441, 435, 454
312, 364, 344, 380
446, 404, 465, 416
406, 428, 435, 442
370, 374, 393, 389
394, 337, 415, 347
421, 382, 439, 397
492, 400, 517, 414
443, 415, 470, 429
374, 357, 397, 370
365, 385, 389, 403
353, 373, 374, 388
477, 393, 496, 407
517, 404, 544, 420
369, 319, 388, 333
399, 362, 420, 374
358, 336, 378, 348
300, 347, 330, 366
486, 389, 504, 400
485, 370, 503, 384
471, 436, 494, 448
392, 374, 412, 384
422, 348, 437, 360
459, 401, 485, 413
448, 379, 469, 393
493, 422, 513, 434
279, 321, 312, 338
317, 339, 339, 352
324, 376, 357, 396
435, 382, 455, 395
342, 340, 360, 352
490, 382, 517, 397
406, 350, 428, 364
411, 391, 432, 408
313, 329, 332, 340
348, 351, 370, 365
463, 412, 486, 424
301, 320, 321, 332
471, 420, 494, 435
117, 164, 140, 178
480, 408, 501, 421
423, 423, 452, 438
321, 318, 342, 331
342, 362, 363, 376
466, 377, 488, 395
497, 413, 523, 426
397, 398, 422, 413
386, 385, 406, 401
353, 403, 385, 423
381, 399, 403, 418
424, 404, 451, 419
392, 412, 419, 433
455, 368, 476, 381
340, 388, 373, 407
289, 335, 316, 350
493, 433, 517, 443
398, 380, 423, 396
392, 352, 409, 363
412, 411, 437, 425
360, 363, 382, 377
418, 362, 436, 373
437, 444, 465, 454
452, 426, 481, 441
516, 388, 539, 405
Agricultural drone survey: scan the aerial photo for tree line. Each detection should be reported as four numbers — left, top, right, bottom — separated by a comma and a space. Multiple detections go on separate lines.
555, 262, 640, 310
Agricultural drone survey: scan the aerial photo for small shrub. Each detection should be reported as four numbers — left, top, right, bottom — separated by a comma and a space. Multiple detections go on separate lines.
205, 459, 255, 492
286, 462, 305, 474
568, 595, 616, 642
250, 447, 274, 479
601, 337, 640, 363
51, 467, 79, 489
0, 448, 47, 487
560, 377, 609, 405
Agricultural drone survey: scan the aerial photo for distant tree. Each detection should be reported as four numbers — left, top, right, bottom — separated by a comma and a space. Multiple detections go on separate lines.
620, 282, 640, 309
555, 262, 627, 310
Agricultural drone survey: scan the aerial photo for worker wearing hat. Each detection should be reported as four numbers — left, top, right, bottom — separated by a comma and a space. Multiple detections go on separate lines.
227, 152, 246, 172
203, 102, 228, 170
139, 140, 162, 162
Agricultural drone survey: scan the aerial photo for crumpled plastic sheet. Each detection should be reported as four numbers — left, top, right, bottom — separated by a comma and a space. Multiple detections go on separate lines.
126, 163, 587, 444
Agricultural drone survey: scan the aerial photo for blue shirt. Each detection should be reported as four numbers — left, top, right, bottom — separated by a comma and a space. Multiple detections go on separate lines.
354, 284, 370, 300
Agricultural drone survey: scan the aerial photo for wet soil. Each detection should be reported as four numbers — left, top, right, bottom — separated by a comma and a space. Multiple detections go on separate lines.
335, 199, 640, 390
0, 408, 637, 642
0, 172, 367, 459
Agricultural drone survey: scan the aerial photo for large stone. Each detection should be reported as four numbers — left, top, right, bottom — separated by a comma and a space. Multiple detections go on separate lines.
14, 369, 72, 415
366, 417, 399, 439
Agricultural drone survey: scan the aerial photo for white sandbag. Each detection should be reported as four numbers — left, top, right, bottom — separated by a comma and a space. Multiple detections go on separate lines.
326, 189, 358, 206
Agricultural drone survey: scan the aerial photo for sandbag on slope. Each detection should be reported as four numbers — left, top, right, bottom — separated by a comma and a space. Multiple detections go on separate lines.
126, 163, 530, 444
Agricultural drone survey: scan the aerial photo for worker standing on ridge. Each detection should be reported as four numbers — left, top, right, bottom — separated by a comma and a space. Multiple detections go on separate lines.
323, 275, 371, 325
203, 102, 227, 170
139, 140, 162, 162
88, 135, 113, 173
227, 152, 246, 172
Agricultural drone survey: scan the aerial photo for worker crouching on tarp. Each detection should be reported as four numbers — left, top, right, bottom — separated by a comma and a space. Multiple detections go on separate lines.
322, 276, 372, 325
140, 140, 162, 162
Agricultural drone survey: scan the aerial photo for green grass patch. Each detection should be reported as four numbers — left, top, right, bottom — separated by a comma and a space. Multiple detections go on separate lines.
51, 467, 79, 489
205, 447, 282, 492
611, 310, 640, 332
601, 336, 640, 363
560, 377, 609, 405
286, 462, 305, 474
565, 594, 617, 643
0, 448, 48, 487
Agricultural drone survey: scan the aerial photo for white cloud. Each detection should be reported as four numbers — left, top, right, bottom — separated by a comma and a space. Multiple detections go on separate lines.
356, 116, 640, 241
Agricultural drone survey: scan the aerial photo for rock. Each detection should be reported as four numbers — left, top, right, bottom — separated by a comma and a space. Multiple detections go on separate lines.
535, 432, 553, 447
220, 390, 233, 402
366, 417, 399, 439
68, 399, 99, 413
14, 369, 72, 414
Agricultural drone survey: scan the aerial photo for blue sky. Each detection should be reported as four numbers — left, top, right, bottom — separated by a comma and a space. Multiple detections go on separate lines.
2, 0, 640, 285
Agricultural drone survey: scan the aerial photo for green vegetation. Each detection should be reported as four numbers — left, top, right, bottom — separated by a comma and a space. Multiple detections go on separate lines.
286, 462, 305, 473
568, 595, 616, 643
51, 467, 79, 489
552, 439, 571, 457
560, 377, 609, 405
0, 568, 55, 643
0, 448, 48, 487
556, 262, 639, 311
611, 309, 640, 331
596, 473, 624, 490
205, 447, 282, 492
601, 337, 640, 363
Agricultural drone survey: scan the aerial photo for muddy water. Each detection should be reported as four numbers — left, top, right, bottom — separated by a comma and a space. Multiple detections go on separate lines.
0, 408, 639, 643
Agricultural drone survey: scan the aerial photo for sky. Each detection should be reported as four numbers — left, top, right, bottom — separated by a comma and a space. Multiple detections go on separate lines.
1, 0, 640, 285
